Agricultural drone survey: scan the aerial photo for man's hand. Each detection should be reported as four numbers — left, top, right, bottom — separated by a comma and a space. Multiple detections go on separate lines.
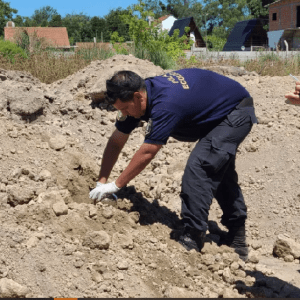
89, 181, 120, 202
285, 82, 300, 104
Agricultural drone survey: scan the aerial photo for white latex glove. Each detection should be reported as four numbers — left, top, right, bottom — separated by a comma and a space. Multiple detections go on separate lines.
89, 181, 120, 202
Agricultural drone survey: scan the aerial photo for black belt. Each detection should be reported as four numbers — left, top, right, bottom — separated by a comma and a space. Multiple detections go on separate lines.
236, 97, 254, 108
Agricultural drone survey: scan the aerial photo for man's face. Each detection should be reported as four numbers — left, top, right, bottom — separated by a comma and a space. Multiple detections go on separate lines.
113, 91, 146, 119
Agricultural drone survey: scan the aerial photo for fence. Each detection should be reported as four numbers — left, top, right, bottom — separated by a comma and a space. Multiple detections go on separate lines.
186, 49, 300, 61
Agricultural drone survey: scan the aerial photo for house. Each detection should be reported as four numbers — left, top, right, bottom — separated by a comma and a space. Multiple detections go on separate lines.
223, 19, 268, 51
4, 26, 70, 49
266, 0, 300, 49
168, 17, 206, 48
153, 15, 177, 33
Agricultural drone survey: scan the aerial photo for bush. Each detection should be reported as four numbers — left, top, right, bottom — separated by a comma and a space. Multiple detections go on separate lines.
0, 40, 27, 61
119, 1, 192, 69
204, 35, 227, 51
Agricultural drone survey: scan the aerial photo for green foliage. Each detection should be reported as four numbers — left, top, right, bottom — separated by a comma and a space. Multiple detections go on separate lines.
258, 52, 280, 63
0, 0, 18, 36
16, 30, 30, 51
90, 16, 109, 42
0, 40, 27, 61
31, 6, 58, 26
62, 13, 92, 44
110, 31, 125, 43
49, 14, 63, 27
205, 35, 227, 51
105, 8, 131, 42
121, 1, 192, 66
76, 47, 115, 61
143, 0, 204, 27
203, 0, 252, 38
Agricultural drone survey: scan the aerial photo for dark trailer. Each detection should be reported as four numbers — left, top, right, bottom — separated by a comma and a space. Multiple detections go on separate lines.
223, 19, 268, 51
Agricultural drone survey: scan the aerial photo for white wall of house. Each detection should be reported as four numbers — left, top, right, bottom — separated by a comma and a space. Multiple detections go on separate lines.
161, 16, 177, 32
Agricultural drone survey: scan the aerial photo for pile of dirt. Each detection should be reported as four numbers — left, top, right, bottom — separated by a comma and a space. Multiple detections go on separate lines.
0, 55, 299, 298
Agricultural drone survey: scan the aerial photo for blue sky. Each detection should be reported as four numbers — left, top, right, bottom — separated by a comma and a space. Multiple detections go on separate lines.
8, 0, 137, 18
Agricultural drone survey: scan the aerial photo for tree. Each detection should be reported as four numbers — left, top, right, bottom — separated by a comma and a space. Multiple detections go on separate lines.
62, 13, 92, 44
13, 15, 25, 27
0, 0, 18, 35
49, 15, 63, 27
203, 0, 252, 39
31, 6, 58, 26
105, 8, 132, 42
90, 16, 109, 42
143, 0, 204, 27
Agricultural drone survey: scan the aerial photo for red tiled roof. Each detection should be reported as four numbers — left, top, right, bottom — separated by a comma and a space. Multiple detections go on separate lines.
158, 15, 171, 22
153, 15, 173, 27
4, 27, 70, 48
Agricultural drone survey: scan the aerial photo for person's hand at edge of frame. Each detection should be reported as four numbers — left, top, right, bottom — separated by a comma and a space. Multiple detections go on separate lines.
285, 81, 300, 104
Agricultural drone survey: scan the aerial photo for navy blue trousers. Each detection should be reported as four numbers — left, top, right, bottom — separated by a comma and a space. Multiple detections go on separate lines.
180, 102, 257, 232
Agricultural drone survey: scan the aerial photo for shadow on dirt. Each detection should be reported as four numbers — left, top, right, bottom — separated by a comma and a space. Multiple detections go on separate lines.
116, 185, 182, 230
235, 271, 300, 298
208, 221, 300, 298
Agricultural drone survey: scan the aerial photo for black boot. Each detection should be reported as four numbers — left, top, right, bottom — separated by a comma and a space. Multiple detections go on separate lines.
178, 227, 206, 252
219, 224, 248, 261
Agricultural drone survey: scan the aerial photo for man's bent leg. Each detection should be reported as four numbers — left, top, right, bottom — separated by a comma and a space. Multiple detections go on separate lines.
216, 158, 247, 228
179, 106, 254, 253
216, 159, 248, 261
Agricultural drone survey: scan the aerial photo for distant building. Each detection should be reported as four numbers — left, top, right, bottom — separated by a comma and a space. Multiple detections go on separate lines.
168, 17, 206, 48
154, 15, 177, 33
223, 19, 268, 51
4, 27, 70, 49
266, 0, 300, 49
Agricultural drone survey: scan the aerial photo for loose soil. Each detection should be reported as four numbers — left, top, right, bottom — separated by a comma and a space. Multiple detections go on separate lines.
0, 55, 299, 298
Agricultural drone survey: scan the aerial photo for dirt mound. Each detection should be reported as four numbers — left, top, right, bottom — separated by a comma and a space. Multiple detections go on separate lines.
0, 55, 299, 298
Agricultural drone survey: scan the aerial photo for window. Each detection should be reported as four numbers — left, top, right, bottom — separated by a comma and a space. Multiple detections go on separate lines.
272, 13, 277, 21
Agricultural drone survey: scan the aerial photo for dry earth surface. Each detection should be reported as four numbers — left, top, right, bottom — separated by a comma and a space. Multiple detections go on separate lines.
0, 54, 299, 298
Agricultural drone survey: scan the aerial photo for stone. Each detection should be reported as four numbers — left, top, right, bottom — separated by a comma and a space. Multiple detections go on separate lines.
82, 231, 110, 250
223, 287, 238, 298
38, 170, 52, 181
6, 184, 35, 206
273, 234, 300, 259
0, 278, 29, 297
248, 253, 259, 264
251, 240, 263, 250
89, 207, 97, 218
102, 206, 114, 219
63, 244, 77, 255
53, 201, 68, 216
6, 85, 46, 121
49, 135, 67, 151
284, 254, 294, 262
117, 260, 129, 270
112, 233, 133, 249
222, 267, 234, 284
25, 236, 39, 249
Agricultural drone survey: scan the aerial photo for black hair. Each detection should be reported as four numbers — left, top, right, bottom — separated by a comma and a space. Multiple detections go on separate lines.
106, 70, 146, 104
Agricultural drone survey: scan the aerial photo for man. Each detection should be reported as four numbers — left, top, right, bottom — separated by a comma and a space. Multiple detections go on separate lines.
285, 80, 300, 104
89, 69, 257, 261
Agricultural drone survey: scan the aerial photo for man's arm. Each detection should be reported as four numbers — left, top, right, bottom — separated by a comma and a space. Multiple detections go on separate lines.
98, 129, 129, 183
115, 142, 162, 188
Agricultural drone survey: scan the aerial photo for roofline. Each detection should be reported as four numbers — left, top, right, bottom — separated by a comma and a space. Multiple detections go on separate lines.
264, 0, 282, 8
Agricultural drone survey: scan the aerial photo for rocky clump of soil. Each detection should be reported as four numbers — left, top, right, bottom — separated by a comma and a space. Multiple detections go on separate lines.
0, 55, 299, 298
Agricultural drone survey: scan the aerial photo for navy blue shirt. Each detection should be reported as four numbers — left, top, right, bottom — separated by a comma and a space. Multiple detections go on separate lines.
116, 68, 250, 144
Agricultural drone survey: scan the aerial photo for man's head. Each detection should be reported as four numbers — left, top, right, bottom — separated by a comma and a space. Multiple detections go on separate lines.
106, 71, 147, 118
